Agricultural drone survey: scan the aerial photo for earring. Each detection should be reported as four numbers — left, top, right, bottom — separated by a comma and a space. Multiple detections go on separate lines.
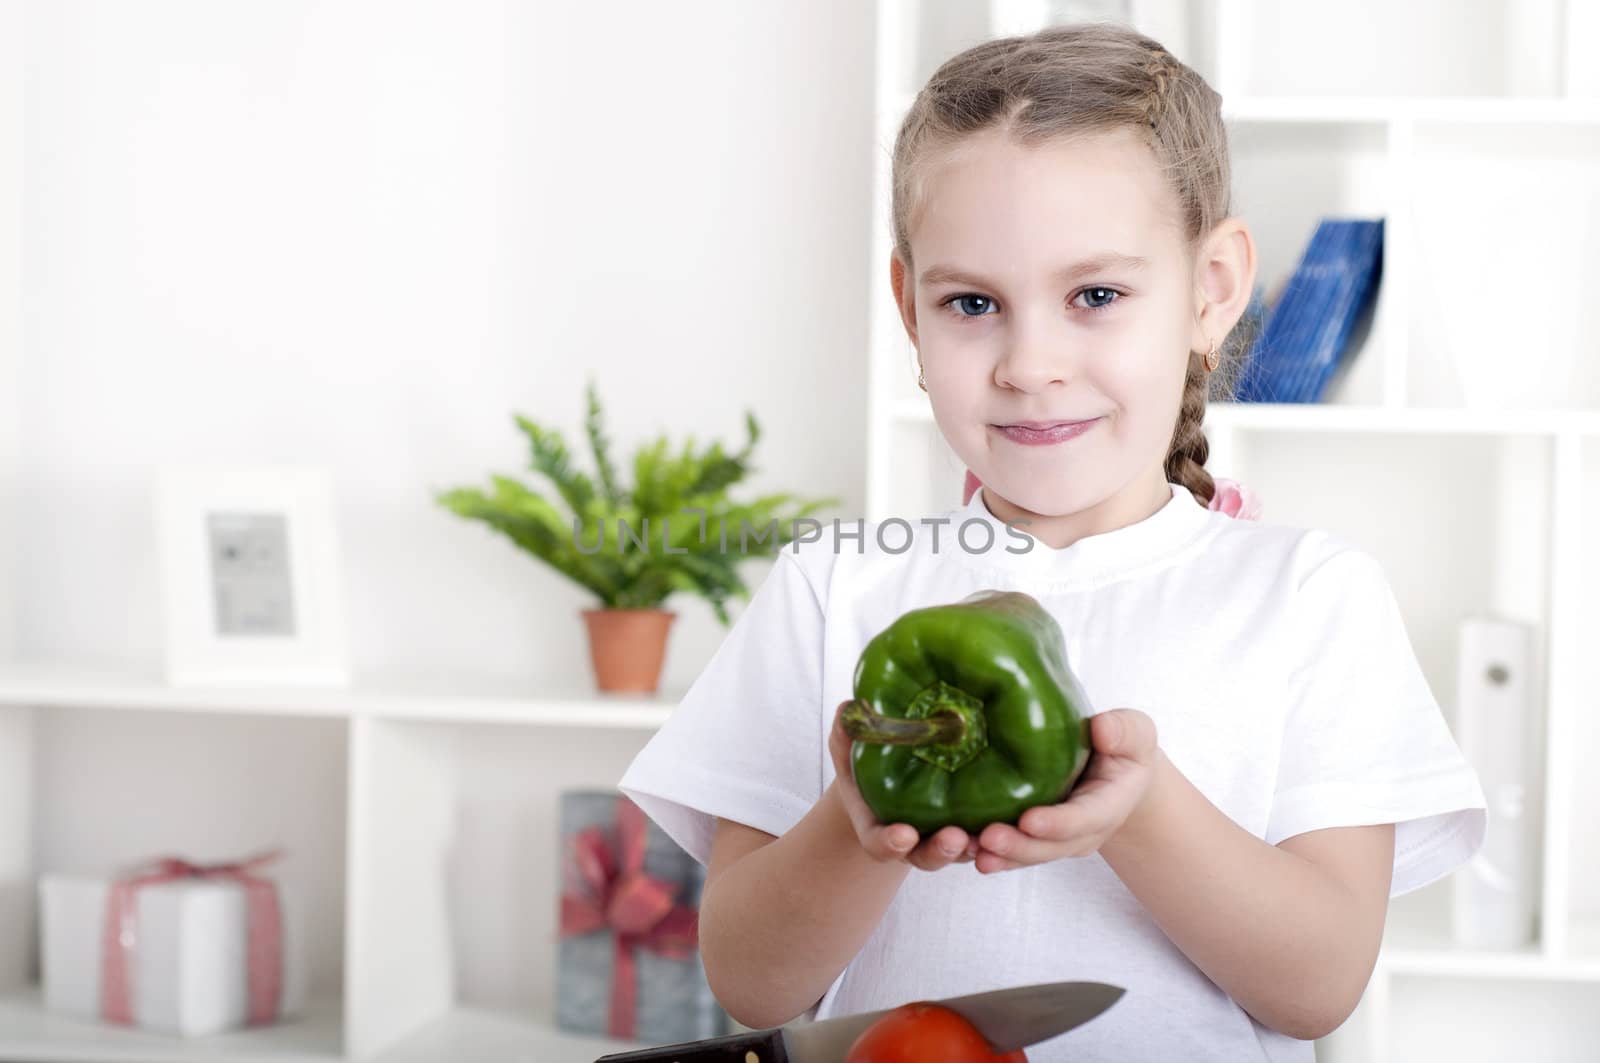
917, 368, 927, 392
1203, 339, 1220, 374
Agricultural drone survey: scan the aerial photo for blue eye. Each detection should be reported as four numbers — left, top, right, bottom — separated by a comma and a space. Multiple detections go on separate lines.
944, 294, 996, 317
939, 287, 1124, 321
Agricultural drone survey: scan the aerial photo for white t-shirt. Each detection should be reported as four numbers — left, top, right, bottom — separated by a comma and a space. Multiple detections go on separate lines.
617, 481, 1486, 1062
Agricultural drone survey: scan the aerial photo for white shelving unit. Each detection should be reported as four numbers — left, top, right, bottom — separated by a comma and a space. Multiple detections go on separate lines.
866, 2, 1600, 1061
0, 665, 677, 1061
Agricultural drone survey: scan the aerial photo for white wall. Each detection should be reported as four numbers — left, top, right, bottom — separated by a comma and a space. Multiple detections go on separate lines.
14, 0, 875, 693
2, 0, 19, 659
0, 0, 27, 996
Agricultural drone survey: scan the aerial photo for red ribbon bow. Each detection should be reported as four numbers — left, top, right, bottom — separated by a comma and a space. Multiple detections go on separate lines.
558, 798, 699, 1040
100, 850, 285, 1027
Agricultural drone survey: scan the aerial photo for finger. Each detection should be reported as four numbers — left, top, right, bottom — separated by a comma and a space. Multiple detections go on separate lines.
828, 701, 853, 760
1092, 708, 1158, 760
825, 715, 855, 799
975, 849, 1024, 874
826, 712, 892, 849
865, 821, 920, 862
1016, 795, 1105, 841
828, 703, 865, 800
977, 822, 1078, 866
834, 769, 894, 849
906, 825, 971, 872
948, 839, 982, 865
827, 736, 854, 787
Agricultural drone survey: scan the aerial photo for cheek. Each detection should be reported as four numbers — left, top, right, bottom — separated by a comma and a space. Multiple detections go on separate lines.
932, 390, 989, 445
1097, 355, 1174, 414
919, 315, 990, 365
922, 329, 997, 399
1093, 352, 1189, 456
1100, 321, 1190, 403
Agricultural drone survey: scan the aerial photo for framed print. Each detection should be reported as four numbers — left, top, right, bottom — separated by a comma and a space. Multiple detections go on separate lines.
154, 465, 351, 687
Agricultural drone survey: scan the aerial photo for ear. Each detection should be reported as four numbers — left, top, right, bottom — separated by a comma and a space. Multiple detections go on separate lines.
889, 251, 920, 348
1190, 218, 1258, 354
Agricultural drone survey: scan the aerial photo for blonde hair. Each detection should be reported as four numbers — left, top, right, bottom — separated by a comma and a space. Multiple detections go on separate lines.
891, 22, 1244, 506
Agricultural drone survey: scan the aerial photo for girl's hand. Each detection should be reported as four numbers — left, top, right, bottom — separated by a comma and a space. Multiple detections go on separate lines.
974, 708, 1160, 874
828, 700, 979, 872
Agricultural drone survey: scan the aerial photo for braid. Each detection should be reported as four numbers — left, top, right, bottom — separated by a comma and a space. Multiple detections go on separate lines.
1141, 47, 1175, 130
1146, 43, 1215, 507
1166, 351, 1216, 506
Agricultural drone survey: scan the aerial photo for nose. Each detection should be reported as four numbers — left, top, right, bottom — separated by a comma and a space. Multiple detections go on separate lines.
993, 310, 1073, 392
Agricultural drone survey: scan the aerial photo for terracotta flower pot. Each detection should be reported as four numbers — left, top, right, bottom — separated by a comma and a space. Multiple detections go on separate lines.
581, 608, 677, 693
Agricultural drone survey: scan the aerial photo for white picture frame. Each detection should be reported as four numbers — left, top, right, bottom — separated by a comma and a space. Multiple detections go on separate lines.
154, 464, 351, 688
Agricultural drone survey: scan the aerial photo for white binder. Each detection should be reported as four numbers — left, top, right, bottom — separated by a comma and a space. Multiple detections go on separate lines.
1451, 617, 1537, 949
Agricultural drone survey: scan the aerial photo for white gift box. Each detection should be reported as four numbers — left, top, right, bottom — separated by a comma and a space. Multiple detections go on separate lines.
39, 871, 307, 1037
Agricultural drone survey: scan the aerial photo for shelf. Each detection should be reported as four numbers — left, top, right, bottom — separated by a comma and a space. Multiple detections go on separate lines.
1378, 910, 1600, 982
1222, 96, 1600, 126
1569, 917, 1600, 961
1207, 404, 1600, 436
372, 1007, 635, 1063
0, 990, 343, 1063
0, 990, 641, 1063
1380, 946, 1600, 983
0, 663, 679, 729
885, 398, 1600, 436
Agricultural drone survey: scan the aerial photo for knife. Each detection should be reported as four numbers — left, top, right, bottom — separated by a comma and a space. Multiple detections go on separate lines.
592, 979, 1125, 1063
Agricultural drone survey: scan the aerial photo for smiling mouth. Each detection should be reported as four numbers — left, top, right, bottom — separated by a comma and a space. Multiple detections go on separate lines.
991, 418, 1101, 445
998, 419, 1097, 429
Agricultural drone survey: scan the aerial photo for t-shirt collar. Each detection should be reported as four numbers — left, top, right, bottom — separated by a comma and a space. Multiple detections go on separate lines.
943, 480, 1214, 585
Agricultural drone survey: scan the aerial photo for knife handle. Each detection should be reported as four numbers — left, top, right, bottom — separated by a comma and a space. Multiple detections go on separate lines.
592, 1027, 790, 1063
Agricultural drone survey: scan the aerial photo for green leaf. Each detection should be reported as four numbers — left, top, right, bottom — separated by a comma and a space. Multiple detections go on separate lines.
585, 378, 626, 507
514, 414, 597, 519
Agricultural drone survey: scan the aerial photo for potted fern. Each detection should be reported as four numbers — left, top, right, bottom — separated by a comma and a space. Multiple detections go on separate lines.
435, 380, 837, 693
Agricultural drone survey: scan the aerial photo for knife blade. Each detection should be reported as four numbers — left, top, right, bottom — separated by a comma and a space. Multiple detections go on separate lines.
591, 979, 1125, 1063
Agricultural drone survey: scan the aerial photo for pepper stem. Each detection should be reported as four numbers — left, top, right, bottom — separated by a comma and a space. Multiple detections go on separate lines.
839, 680, 990, 773
840, 698, 965, 746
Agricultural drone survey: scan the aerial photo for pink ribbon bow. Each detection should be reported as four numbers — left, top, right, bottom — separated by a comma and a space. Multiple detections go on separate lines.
558, 797, 699, 1041
1205, 477, 1263, 520
963, 469, 982, 505
100, 850, 285, 1027
962, 469, 1262, 520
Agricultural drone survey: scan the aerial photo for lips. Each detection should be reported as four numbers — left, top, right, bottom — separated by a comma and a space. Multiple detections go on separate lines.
1004, 419, 1094, 429
993, 418, 1100, 445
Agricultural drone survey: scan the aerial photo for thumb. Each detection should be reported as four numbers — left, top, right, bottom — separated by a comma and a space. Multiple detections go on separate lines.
1093, 708, 1157, 759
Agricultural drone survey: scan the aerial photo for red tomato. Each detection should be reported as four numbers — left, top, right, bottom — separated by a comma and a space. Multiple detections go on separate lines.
843, 1002, 1029, 1063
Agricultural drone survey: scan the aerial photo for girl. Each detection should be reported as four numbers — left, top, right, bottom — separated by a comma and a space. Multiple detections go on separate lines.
618, 22, 1485, 1061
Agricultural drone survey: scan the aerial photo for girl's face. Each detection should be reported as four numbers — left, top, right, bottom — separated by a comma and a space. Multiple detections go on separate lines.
892, 126, 1206, 545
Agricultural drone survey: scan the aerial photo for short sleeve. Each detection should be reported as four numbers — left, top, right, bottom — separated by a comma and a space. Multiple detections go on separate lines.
617, 549, 827, 868
1268, 543, 1487, 897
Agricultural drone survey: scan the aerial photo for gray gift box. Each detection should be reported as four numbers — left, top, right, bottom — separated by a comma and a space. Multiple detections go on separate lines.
556, 790, 728, 1045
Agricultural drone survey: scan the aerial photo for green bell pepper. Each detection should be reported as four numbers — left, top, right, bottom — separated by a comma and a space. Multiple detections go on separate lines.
839, 589, 1093, 836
